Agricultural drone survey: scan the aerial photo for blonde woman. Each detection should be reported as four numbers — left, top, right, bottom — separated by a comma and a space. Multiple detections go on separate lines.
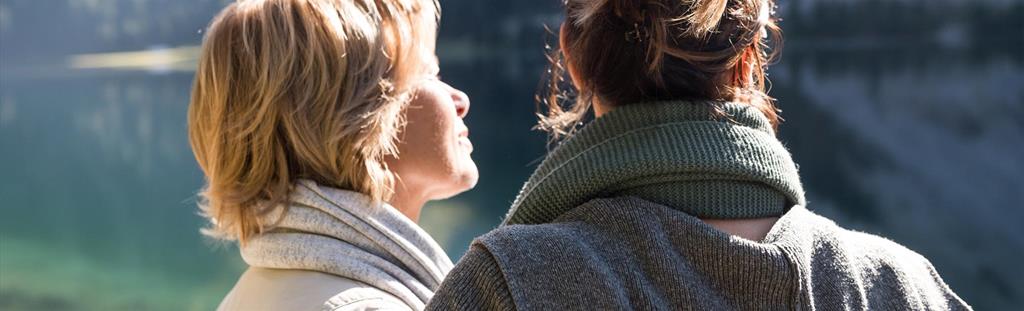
428, 0, 970, 310
187, 0, 476, 310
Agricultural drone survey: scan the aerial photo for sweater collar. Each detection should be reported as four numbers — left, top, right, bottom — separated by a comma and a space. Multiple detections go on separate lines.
503, 101, 806, 225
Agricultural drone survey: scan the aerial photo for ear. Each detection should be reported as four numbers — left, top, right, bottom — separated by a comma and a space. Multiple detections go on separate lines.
731, 45, 756, 88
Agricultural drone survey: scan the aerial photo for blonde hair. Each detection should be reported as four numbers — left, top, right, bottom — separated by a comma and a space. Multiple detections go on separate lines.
541, 0, 782, 138
188, 0, 439, 242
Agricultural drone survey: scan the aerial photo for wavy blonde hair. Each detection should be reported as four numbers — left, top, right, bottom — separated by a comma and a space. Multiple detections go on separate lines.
188, 0, 439, 242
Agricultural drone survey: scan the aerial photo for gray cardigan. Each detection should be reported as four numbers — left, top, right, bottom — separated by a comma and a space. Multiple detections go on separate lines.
426, 102, 970, 310
427, 197, 970, 310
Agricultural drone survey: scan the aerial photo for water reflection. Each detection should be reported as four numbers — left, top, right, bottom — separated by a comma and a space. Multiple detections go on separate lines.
0, 0, 1021, 310
0, 74, 237, 310
70, 46, 199, 73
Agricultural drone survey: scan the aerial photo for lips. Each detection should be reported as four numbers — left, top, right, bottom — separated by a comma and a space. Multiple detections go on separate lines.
458, 136, 473, 152
457, 128, 473, 152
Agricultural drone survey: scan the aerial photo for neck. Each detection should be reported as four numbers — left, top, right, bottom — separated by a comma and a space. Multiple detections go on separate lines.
388, 181, 428, 222
701, 217, 780, 242
593, 100, 611, 117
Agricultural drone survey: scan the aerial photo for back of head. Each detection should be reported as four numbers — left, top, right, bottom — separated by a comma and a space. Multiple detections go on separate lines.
541, 0, 781, 137
188, 0, 439, 242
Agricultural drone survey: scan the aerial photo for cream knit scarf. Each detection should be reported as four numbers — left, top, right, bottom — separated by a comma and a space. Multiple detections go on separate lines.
240, 180, 453, 309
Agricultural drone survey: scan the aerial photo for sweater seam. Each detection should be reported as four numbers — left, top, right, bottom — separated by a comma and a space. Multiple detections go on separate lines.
777, 244, 805, 311
475, 242, 524, 310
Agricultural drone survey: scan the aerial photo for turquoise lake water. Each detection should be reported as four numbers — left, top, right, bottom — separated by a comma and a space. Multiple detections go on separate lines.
1, 1, 1022, 310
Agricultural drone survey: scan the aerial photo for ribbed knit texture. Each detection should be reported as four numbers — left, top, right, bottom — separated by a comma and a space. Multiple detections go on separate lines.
427, 101, 970, 310
428, 198, 972, 310
504, 101, 805, 225
240, 180, 453, 310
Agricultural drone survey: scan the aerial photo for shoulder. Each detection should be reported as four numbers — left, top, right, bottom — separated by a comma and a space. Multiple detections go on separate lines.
429, 217, 621, 311
839, 229, 929, 264
218, 268, 410, 311
480, 197, 650, 245
793, 210, 971, 309
477, 197, 680, 267
832, 227, 950, 288
475, 219, 608, 270
478, 221, 587, 247
427, 244, 516, 310
786, 209, 936, 273
473, 221, 590, 275
795, 210, 936, 274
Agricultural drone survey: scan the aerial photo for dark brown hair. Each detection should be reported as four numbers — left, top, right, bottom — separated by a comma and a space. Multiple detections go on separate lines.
539, 0, 782, 138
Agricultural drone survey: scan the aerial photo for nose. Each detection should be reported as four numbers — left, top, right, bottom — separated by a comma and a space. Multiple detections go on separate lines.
452, 88, 470, 118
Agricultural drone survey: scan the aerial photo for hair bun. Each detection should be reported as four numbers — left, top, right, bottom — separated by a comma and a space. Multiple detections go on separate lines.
678, 0, 730, 38
571, 0, 761, 40
543, 0, 781, 138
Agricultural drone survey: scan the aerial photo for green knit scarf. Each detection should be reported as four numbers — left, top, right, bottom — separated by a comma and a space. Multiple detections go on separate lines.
503, 101, 806, 225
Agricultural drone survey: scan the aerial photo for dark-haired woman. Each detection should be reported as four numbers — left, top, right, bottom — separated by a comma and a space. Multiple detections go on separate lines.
426, 0, 971, 309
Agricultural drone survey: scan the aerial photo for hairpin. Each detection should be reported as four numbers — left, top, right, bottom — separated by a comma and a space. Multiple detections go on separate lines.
625, 22, 645, 43
624, 9, 648, 43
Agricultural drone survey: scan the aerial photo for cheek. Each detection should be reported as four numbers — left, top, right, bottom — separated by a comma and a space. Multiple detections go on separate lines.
408, 98, 451, 146
389, 84, 477, 198
396, 93, 453, 171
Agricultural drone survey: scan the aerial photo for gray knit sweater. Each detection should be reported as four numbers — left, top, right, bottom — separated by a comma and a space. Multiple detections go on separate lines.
426, 101, 970, 310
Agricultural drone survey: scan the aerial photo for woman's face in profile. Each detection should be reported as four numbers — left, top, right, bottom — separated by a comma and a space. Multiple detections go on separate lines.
387, 64, 479, 201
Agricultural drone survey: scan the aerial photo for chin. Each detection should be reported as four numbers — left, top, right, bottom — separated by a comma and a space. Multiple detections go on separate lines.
455, 162, 480, 190
448, 162, 479, 194
460, 169, 480, 190
436, 164, 479, 200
